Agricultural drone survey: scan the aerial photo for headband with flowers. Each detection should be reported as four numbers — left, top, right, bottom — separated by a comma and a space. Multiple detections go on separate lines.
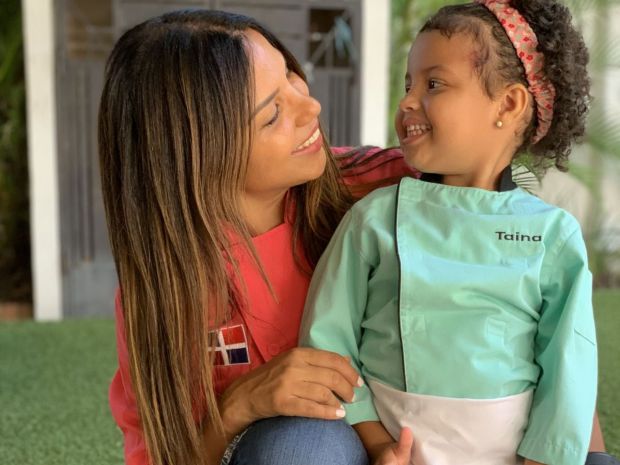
476, 0, 556, 143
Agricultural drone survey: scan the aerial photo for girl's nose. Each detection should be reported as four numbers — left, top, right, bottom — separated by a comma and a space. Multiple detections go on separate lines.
399, 91, 421, 113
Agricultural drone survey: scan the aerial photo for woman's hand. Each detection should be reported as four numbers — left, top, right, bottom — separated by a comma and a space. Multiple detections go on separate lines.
374, 428, 414, 465
218, 347, 362, 438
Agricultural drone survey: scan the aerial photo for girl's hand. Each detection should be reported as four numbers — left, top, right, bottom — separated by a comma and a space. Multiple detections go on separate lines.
374, 428, 414, 465
218, 347, 361, 438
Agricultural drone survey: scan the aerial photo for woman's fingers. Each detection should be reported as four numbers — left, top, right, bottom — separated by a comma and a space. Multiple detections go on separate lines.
302, 365, 356, 403
296, 381, 343, 408
280, 397, 347, 420
298, 348, 363, 388
226, 347, 363, 424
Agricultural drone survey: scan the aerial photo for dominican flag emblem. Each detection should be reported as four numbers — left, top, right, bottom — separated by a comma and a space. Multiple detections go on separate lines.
209, 324, 251, 366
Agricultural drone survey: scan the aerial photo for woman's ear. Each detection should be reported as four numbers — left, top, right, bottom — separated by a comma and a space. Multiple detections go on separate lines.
497, 83, 532, 127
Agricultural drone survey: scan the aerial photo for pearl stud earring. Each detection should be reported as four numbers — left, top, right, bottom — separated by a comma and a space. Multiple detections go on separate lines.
495, 120, 504, 128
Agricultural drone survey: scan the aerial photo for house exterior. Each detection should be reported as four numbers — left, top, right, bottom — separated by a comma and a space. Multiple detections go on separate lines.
23, 0, 392, 320
22, 0, 620, 320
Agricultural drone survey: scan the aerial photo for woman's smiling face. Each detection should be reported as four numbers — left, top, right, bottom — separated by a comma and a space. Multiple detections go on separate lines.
244, 29, 327, 199
395, 30, 505, 186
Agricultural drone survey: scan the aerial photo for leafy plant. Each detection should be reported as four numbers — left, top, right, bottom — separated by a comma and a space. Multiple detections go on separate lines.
0, 0, 31, 301
565, 0, 620, 286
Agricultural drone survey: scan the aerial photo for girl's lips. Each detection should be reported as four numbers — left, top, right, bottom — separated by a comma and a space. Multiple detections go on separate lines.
400, 129, 430, 146
400, 119, 431, 146
292, 128, 323, 156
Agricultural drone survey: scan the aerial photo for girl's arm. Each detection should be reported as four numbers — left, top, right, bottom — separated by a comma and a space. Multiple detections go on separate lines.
517, 227, 597, 465
299, 207, 380, 426
354, 422, 413, 465
590, 413, 606, 452
354, 421, 395, 462
522, 376, 606, 465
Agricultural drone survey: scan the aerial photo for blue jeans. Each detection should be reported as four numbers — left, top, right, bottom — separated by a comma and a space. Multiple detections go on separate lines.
224, 416, 369, 465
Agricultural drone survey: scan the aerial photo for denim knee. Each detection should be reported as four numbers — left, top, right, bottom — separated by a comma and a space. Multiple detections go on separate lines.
226, 416, 368, 465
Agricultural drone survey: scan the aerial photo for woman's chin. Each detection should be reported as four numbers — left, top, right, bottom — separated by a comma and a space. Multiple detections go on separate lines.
295, 148, 328, 186
309, 147, 328, 177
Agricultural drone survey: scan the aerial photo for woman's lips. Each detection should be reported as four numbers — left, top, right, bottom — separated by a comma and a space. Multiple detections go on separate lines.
292, 127, 323, 155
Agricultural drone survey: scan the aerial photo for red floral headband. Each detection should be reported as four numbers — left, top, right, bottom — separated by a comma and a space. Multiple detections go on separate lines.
476, 0, 556, 143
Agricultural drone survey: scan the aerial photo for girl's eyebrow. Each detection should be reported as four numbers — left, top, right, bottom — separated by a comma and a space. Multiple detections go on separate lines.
420, 64, 455, 75
252, 89, 279, 118
407, 64, 456, 78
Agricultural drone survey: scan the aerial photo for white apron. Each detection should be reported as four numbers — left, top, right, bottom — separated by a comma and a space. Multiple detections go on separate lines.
369, 379, 533, 465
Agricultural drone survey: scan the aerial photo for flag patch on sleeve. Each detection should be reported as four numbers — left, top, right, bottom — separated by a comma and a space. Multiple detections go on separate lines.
209, 324, 251, 366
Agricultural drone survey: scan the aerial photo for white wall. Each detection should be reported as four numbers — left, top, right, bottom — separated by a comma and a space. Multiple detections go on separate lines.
22, 0, 62, 321
360, 0, 390, 147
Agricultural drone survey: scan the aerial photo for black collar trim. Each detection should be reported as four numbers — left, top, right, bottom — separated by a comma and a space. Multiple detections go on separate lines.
419, 166, 517, 192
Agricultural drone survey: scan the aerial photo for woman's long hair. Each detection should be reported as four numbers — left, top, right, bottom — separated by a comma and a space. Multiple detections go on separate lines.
98, 9, 353, 465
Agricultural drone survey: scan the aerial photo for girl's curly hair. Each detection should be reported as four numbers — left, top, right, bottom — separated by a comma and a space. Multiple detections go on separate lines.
420, 0, 591, 173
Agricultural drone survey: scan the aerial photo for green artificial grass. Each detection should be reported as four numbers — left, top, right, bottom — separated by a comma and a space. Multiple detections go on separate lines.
594, 289, 620, 457
0, 319, 123, 465
0, 290, 618, 464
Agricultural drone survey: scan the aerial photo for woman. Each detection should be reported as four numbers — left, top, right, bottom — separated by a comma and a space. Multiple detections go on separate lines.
99, 8, 609, 465
99, 9, 410, 465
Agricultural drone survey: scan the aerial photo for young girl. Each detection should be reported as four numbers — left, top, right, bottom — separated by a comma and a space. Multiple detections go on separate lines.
300, 1, 598, 464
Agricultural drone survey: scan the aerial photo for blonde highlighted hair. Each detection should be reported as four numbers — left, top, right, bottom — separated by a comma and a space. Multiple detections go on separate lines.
98, 10, 353, 465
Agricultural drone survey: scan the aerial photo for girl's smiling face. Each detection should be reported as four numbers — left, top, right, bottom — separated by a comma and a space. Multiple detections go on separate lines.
395, 30, 512, 188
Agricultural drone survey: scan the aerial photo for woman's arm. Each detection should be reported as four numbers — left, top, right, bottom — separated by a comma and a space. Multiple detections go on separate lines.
332, 146, 418, 198
218, 347, 358, 432
201, 419, 229, 465
109, 292, 149, 465
112, 289, 360, 465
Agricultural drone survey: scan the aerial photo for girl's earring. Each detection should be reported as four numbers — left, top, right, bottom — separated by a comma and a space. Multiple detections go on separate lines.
495, 120, 504, 128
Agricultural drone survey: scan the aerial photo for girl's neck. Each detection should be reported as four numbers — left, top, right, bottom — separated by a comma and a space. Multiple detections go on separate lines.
442, 160, 513, 191
241, 189, 287, 236
442, 173, 500, 191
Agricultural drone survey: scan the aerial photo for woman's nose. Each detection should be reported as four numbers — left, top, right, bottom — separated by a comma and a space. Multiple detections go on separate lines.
295, 94, 321, 127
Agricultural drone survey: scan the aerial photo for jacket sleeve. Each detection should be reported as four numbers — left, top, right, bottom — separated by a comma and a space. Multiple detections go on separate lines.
109, 289, 150, 465
331, 146, 418, 197
518, 228, 598, 465
299, 209, 380, 425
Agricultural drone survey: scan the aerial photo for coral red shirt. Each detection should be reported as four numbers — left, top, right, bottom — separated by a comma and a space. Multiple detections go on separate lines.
109, 147, 416, 465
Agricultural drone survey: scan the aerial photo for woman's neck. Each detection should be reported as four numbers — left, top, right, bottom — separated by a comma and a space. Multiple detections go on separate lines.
241, 189, 287, 236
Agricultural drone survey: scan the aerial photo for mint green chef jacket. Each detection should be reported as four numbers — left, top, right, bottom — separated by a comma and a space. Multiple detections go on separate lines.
300, 175, 598, 465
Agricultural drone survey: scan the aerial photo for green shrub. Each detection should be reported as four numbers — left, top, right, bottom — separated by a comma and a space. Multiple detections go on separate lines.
0, 0, 31, 302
